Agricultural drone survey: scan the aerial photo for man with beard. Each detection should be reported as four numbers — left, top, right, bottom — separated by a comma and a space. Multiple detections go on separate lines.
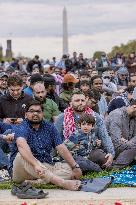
0, 75, 32, 124
91, 75, 108, 118
0, 72, 8, 97
33, 83, 60, 122
106, 100, 136, 169
10, 100, 82, 191
44, 74, 67, 112
55, 90, 115, 170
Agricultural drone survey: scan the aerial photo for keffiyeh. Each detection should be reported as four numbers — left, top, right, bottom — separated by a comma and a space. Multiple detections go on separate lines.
63, 106, 94, 139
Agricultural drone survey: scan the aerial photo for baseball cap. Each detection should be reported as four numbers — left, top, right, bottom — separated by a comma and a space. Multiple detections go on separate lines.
63, 74, 79, 83
0, 72, 8, 78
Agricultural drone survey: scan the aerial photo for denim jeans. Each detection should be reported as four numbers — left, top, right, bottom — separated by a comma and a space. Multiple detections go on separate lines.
74, 156, 102, 173
0, 147, 9, 169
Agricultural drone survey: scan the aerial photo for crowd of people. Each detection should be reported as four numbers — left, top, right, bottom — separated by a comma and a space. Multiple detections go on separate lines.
0, 51, 136, 196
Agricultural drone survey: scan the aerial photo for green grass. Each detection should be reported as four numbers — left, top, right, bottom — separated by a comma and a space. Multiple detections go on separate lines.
0, 167, 131, 190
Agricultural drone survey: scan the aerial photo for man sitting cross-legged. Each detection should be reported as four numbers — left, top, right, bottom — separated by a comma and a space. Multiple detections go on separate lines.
10, 100, 82, 191
106, 100, 136, 169
55, 90, 115, 170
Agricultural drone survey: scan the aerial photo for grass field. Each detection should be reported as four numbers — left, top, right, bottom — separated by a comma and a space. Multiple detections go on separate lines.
0, 167, 130, 190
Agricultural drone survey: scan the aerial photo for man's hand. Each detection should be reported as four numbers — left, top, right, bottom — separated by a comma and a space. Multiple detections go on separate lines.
96, 139, 101, 147
71, 167, 82, 180
16, 118, 23, 124
3, 133, 14, 143
3, 118, 13, 124
34, 164, 45, 177
3, 118, 23, 124
102, 153, 113, 168
121, 137, 128, 143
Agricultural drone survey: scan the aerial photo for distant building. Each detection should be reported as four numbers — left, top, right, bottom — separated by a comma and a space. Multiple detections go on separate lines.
0, 44, 3, 59
6, 39, 12, 59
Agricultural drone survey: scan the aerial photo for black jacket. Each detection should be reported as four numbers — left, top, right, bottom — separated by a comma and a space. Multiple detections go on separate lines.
0, 92, 32, 119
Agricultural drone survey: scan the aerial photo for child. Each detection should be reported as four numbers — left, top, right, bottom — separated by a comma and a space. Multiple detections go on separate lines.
86, 90, 100, 113
79, 80, 90, 96
64, 113, 107, 172
64, 113, 101, 157
31, 64, 40, 75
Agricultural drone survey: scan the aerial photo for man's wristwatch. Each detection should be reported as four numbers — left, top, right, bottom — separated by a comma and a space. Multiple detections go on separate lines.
72, 164, 80, 170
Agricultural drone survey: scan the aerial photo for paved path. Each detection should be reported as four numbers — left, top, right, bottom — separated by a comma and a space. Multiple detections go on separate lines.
0, 188, 136, 205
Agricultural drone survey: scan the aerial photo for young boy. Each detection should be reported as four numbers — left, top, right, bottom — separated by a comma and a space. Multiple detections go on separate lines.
64, 113, 107, 172
64, 113, 101, 157
86, 90, 100, 113
79, 80, 90, 96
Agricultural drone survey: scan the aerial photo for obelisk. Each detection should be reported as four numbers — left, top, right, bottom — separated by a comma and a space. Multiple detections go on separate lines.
63, 7, 68, 55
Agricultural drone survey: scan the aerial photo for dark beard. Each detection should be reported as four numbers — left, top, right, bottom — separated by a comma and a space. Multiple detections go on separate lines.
34, 96, 45, 103
28, 119, 42, 125
74, 109, 84, 113
73, 106, 85, 113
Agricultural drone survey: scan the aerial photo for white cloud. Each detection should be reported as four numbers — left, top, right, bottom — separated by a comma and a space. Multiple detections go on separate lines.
0, 0, 136, 58
0, 0, 136, 37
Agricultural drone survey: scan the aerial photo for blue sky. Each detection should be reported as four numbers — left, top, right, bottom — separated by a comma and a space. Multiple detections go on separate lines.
0, 0, 136, 58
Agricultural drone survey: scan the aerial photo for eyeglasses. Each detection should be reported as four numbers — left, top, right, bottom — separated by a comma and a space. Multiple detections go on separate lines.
27, 110, 42, 114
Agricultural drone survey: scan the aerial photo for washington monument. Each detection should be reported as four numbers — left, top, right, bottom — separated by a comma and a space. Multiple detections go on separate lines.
63, 7, 68, 54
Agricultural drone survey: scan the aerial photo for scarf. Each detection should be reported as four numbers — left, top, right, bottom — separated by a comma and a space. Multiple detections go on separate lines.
63, 106, 94, 139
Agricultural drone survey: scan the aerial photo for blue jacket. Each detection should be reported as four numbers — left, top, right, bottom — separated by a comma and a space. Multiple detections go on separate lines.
64, 129, 98, 157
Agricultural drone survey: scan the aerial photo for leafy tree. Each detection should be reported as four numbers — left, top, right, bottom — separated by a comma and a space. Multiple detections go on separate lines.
108, 40, 136, 58
93, 51, 105, 60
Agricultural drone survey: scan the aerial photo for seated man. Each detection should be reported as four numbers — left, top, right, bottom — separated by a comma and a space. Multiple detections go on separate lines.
10, 100, 82, 191
44, 74, 67, 112
55, 90, 115, 169
91, 75, 108, 118
107, 85, 134, 114
0, 72, 8, 97
23, 73, 44, 97
106, 100, 136, 169
129, 74, 136, 99
0, 75, 32, 124
33, 83, 60, 122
